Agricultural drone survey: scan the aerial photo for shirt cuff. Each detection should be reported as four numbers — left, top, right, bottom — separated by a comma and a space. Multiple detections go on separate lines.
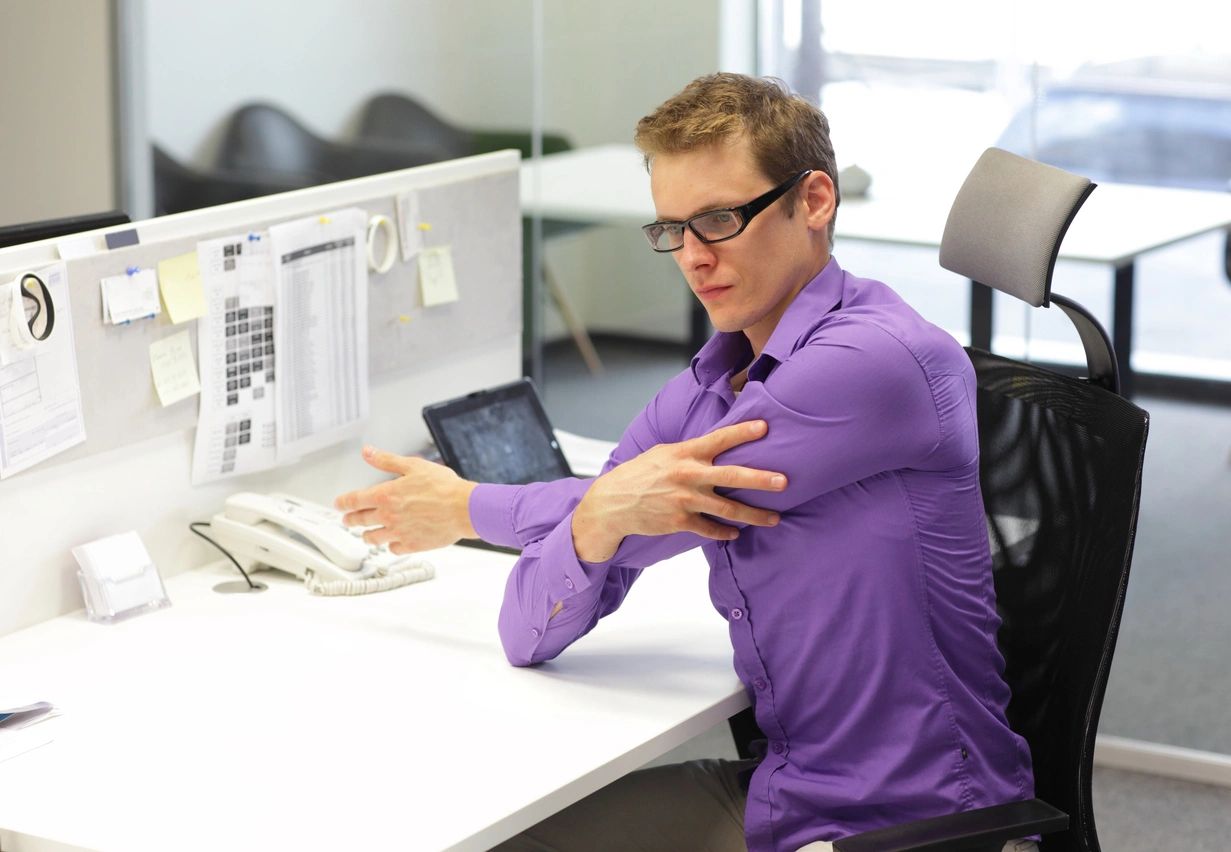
538, 510, 615, 601
469, 483, 523, 548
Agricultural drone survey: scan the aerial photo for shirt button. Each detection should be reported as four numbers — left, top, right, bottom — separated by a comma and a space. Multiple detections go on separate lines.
530, 628, 541, 638
564, 577, 574, 590
730, 607, 744, 620
771, 741, 784, 755
754, 678, 767, 691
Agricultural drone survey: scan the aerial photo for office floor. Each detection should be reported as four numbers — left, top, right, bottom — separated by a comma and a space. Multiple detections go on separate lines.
540, 335, 1231, 851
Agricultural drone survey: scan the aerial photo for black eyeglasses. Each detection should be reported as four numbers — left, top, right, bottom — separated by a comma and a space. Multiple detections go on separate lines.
641, 170, 812, 253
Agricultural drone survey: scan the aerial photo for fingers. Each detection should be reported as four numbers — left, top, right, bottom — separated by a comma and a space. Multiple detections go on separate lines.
684, 516, 741, 542
334, 483, 384, 514
361, 526, 401, 547
361, 445, 415, 476
706, 464, 787, 493
339, 508, 382, 528
687, 419, 767, 459
699, 495, 780, 527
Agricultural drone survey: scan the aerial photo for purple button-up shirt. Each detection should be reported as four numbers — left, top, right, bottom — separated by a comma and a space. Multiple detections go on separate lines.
469, 257, 1033, 850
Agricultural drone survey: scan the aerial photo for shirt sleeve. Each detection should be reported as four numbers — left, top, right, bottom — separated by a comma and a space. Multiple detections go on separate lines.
709, 318, 952, 513
495, 371, 708, 666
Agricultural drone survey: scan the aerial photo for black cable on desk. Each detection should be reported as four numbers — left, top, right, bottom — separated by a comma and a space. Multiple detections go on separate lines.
189, 521, 258, 589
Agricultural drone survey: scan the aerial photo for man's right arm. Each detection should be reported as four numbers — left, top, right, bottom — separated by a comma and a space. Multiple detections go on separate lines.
495, 414, 785, 667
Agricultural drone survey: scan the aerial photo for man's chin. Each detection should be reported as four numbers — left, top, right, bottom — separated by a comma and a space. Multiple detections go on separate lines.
703, 310, 746, 335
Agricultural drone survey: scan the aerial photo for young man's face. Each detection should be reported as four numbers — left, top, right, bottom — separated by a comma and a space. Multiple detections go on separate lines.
648, 137, 833, 354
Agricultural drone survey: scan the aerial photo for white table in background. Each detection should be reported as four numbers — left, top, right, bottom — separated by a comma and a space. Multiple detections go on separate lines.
0, 544, 744, 852
522, 144, 1231, 396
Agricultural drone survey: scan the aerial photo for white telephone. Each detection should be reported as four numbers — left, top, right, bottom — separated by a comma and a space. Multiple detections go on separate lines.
209, 492, 434, 595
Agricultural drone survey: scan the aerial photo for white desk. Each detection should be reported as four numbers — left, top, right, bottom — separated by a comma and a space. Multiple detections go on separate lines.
522, 145, 1231, 396
0, 546, 745, 852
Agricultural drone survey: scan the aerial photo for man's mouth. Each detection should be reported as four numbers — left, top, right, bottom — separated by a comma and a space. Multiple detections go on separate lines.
694, 285, 732, 301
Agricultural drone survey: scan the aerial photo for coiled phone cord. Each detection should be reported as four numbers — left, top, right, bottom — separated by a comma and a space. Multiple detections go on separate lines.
305, 559, 436, 596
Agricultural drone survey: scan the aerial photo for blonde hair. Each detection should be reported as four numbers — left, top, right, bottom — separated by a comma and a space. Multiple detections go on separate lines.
634, 73, 839, 241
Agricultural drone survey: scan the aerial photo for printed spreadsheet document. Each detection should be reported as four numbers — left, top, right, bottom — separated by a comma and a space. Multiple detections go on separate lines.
269, 209, 370, 462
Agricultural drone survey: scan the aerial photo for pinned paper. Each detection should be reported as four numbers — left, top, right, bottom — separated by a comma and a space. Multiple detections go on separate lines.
418, 245, 459, 307
157, 251, 206, 323
148, 330, 201, 407
100, 268, 161, 324
395, 191, 423, 262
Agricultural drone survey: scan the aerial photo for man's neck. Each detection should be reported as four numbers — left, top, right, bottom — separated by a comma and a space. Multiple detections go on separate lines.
744, 250, 830, 359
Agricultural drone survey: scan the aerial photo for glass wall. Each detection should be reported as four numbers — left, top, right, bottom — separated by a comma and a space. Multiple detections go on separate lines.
759, 0, 1231, 758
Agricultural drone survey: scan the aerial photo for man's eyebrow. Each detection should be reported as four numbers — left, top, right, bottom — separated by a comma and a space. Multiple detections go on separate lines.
655, 199, 738, 222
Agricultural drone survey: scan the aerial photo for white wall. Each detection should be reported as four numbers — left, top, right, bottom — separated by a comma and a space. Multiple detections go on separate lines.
0, 0, 117, 226
537, 1, 723, 342
146, 0, 456, 164
144, 0, 723, 342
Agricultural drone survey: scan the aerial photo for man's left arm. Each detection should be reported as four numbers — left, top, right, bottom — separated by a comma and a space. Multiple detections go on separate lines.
708, 321, 960, 513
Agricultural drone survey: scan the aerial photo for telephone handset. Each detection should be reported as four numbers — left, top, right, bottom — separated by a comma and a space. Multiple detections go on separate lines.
209, 492, 434, 595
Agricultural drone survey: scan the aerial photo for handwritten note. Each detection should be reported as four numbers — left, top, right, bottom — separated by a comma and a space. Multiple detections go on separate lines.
157, 251, 206, 323
148, 330, 200, 407
418, 245, 459, 307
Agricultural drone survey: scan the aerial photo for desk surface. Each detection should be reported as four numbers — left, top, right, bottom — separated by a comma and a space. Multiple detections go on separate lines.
0, 546, 744, 852
521, 144, 1231, 266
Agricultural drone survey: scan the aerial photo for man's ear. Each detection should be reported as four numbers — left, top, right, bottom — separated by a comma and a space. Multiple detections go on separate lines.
801, 171, 836, 234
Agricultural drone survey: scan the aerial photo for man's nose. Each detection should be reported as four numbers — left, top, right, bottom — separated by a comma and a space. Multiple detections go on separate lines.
677, 228, 715, 269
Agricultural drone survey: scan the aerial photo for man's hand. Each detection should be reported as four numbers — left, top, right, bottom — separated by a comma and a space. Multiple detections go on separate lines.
334, 446, 478, 554
571, 420, 786, 563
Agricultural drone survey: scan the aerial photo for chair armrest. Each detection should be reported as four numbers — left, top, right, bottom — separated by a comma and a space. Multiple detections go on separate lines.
832, 798, 1067, 852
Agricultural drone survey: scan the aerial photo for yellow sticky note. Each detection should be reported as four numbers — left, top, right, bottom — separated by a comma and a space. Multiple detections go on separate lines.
156, 251, 206, 324
149, 330, 201, 407
418, 245, 460, 307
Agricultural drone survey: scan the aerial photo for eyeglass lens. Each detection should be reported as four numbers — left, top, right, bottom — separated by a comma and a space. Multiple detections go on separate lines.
646, 210, 744, 252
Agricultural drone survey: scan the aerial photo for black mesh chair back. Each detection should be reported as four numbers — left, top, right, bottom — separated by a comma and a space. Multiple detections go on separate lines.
835, 149, 1150, 852
976, 349, 1147, 852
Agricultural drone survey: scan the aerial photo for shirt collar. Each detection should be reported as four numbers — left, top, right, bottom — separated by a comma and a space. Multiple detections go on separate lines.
690, 255, 845, 386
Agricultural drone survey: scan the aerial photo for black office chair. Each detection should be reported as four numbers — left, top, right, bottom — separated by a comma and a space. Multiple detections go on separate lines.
216, 102, 447, 186
356, 91, 574, 161
828, 149, 1153, 851
152, 145, 312, 216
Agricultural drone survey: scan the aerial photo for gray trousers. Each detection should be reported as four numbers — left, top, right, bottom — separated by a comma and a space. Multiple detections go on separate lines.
492, 759, 1040, 852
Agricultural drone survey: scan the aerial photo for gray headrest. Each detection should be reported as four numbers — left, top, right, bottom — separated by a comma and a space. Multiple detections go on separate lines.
939, 148, 1094, 307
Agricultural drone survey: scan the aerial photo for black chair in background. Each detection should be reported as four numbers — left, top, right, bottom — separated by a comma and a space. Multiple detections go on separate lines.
152, 145, 308, 216
153, 102, 451, 218
357, 91, 574, 161
216, 102, 447, 186
831, 149, 1151, 850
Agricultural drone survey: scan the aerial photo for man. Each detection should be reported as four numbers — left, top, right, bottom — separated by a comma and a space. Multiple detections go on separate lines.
335, 73, 1035, 852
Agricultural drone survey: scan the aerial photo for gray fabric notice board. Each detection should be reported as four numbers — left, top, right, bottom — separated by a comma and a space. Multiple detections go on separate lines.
0, 152, 521, 472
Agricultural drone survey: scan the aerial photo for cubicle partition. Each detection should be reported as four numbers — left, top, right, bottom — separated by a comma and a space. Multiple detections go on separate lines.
0, 151, 523, 636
